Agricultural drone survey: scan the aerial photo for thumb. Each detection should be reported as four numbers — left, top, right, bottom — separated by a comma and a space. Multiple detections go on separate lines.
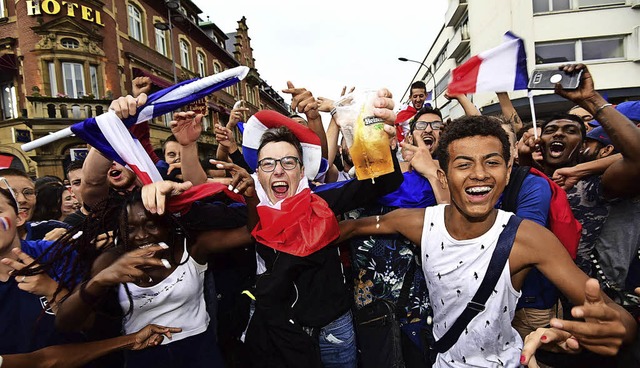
287, 81, 295, 89
175, 181, 193, 194
584, 278, 604, 305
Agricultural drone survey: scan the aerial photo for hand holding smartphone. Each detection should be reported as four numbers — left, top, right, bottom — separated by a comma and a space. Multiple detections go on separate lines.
528, 68, 584, 90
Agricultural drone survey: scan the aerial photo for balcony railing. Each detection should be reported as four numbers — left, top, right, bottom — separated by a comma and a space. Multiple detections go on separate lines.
26, 96, 111, 120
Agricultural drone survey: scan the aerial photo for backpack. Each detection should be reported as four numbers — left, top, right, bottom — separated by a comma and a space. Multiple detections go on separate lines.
502, 166, 581, 258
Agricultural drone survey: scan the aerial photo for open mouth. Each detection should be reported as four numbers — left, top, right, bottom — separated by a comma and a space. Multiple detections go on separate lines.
549, 141, 566, 158
109, 169, 123, 180
271, 181, 290, 199
464, 186, 492, 202
422, 136, 435, 150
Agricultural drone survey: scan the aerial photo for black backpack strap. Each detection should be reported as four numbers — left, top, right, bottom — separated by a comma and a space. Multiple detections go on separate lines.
502, 166, 530, 213
433, 215, 523, 353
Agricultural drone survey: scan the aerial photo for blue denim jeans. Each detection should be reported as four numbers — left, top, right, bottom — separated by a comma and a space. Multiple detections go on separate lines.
319, 310, 357, 368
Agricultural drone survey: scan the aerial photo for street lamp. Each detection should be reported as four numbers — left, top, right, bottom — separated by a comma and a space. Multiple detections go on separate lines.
154, 0, 181, 84
398, 57, 438, 108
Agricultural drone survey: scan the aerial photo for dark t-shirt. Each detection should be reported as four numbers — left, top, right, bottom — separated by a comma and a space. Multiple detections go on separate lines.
63, 209, 87, 227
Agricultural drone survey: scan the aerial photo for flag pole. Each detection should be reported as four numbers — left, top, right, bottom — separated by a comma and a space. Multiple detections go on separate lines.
528, 90, 538, 140
21, 127, 73, 152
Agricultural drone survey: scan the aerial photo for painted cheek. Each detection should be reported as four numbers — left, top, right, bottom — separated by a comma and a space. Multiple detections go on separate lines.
0, 217, 11, 231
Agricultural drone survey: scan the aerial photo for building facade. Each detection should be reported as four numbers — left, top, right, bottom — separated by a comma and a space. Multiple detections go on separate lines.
402, 0, 640, 121
0, 0, 288, 178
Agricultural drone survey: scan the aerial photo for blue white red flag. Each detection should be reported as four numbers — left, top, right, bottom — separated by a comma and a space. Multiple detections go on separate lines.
448, 32, 528, 94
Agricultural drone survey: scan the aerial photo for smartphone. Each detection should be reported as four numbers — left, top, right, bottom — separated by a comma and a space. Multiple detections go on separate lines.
528, 69, 583, 90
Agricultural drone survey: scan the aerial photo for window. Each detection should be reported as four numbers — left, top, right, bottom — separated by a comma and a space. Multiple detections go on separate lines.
89, 65, 99, 97
434, 43, 448, 70
0, 83, 18, 119
435, 72, 450, 97
578, 0, 624, 8
62, 62, 85, 98
0, 0, 6, 18
128, 4, 143, 42
61, 38, 79, 49
197, 52, 206, 77
155, 28, 167, 56
246, 86, 255, 105
535, 41, 575, 64
48, 62, 58, 96
582, 37, 623, 61
532, 0, 570, 13
180, 40, 191, 70
535, 36, 624, 64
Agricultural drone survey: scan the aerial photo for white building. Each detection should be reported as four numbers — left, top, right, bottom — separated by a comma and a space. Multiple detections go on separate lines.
402, 0, 640, 121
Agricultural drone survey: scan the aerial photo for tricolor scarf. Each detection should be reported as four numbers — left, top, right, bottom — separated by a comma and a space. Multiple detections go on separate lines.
251, 175, 340, 257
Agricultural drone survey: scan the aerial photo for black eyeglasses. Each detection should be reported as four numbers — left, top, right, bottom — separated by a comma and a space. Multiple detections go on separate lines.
258, 156, 300, 172
414, 121, 443, 131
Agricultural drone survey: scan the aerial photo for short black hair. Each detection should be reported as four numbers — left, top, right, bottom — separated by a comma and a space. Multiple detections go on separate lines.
436, 115, 511, 173
540, 113, 586, 140
0, 168, 31, 181
258, 126, 304, 163
66, 160, 84, 176
163, 135, 178, 151
411, 81, 427, 92
409, 105, 443, 132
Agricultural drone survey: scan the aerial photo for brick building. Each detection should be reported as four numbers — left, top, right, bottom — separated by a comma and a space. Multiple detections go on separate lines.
0, 0, 288, 178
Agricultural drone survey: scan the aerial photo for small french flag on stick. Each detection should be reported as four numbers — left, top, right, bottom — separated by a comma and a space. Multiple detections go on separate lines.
448, 32, 528, 94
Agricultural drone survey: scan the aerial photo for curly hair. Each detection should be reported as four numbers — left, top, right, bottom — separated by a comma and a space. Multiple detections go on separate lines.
436, 115, 511, 173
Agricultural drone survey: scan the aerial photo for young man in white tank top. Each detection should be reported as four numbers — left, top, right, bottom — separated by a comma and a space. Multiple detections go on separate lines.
338, 114, 637, 367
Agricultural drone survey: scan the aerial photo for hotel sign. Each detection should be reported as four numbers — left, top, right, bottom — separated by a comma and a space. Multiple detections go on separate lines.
26, 0, 106, 27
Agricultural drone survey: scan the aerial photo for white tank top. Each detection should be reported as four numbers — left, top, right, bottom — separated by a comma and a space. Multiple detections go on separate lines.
421, 205, 522, 367
118, 241, 209, 344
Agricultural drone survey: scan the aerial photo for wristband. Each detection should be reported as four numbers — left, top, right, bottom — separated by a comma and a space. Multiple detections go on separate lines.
595, 103, 612, 117
330, 107, 337, 117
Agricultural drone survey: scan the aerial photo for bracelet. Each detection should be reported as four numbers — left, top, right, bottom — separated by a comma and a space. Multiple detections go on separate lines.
330, 107, 337, 117
595, 103, 613, 117
79, 281, 103, 307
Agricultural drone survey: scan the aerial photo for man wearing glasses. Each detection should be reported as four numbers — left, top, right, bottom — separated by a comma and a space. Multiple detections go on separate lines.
404, 105, 444, 158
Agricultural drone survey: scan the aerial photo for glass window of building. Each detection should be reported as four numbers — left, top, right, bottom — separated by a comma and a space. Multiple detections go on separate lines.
578, 0, 625, 8
180, 40, 191, 70
48, 62, 58, 96
89, 65, 99, 97
197, 52, 206, 77
155, 28, 167, 56
0, 83, 18, 119
582, 37, 623, 61
213, 62, 221, 74
532, 0, 571, 13
535, 41, 575, 64
128, 4, 144, 43
435, 72, 450, 97
62, 62, 85, 98
434, 43, 448, 70
61, 38, 79, 49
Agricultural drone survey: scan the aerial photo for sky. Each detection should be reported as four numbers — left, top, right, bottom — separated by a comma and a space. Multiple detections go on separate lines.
193, 0, 448, 107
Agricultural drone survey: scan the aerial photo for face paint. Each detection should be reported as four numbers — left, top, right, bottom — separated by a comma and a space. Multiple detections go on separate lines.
0, 217, 11, 231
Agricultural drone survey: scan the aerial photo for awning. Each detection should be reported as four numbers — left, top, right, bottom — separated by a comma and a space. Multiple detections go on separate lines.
132, 67, 172, 88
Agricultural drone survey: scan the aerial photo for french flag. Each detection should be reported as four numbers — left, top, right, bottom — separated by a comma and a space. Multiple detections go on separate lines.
242, 110, 324, 180
70, 66, 249, 184
448, 32, 528, 94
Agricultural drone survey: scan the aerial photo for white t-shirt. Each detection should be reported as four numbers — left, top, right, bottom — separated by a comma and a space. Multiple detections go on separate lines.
421, 205, 523, 367
118, 241, 209, 344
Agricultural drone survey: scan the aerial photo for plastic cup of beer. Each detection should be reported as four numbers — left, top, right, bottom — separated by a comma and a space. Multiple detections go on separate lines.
333, 90, 394, 181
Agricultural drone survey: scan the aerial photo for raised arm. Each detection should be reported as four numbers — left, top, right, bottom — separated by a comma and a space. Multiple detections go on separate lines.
282, 82, 328, 159
445, 91, 481, 116
552, 153, 621, 190
496, 92, 523, 132
170, 112, 207, 185
554, 64, 640, 199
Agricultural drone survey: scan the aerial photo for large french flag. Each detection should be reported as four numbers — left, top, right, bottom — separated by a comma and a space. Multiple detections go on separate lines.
70, 66, 249, 184
242, 110, 323, 180
448, 32, 528, 94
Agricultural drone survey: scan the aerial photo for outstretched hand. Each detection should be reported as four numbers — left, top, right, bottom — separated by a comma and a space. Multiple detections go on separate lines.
93, 245, 171, 286
128, 324, 182, 350
214, 123, 238, 152
282, 81, 320, 120
141, 180, 193, 215
400, 134, 441, 177
521, 327, 581, 367
170, 112, 203, 146
1, 248, 59, 299
548, 279, 627, 356
210, 160, 255, 198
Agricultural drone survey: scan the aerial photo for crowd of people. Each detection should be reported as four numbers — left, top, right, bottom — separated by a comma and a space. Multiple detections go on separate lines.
1, 63, 639, 368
